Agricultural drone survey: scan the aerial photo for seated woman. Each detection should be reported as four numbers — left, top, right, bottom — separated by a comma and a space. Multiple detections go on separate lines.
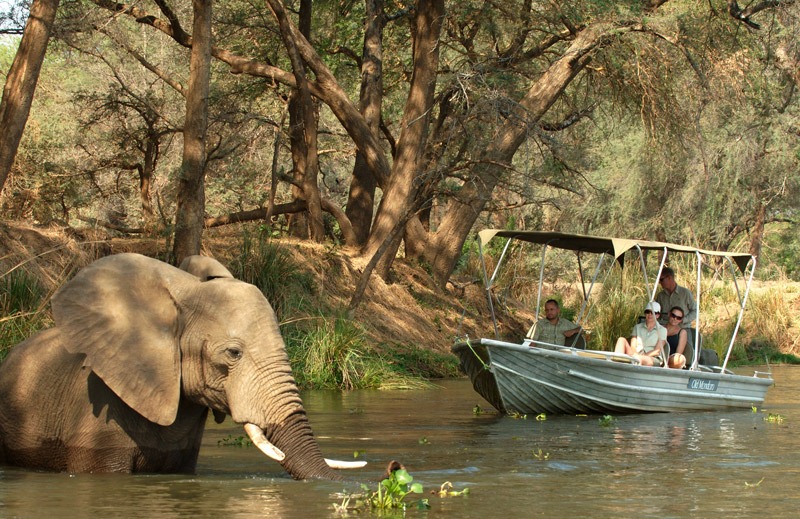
665, 306, 688, 369
614, 301, 667, 367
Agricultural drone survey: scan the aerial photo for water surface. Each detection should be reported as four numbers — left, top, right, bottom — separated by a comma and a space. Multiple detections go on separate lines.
1, 365, 798, 518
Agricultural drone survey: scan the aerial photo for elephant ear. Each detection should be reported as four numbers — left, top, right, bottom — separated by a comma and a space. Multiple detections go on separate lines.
179, 255, 234, 281
52, 253, 195, 426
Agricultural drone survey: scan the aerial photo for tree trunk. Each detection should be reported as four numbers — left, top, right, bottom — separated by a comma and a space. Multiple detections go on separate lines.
345, 0, 384, 245
749, 201, 766, 259
140, 126, 159, 223
173, 0, 212, 265
361, 0, 444, 276
0, 0, 60, 196
271, 0, 325, 242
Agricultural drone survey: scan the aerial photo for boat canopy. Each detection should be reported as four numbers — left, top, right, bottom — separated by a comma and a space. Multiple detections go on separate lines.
477, 229, 754, 273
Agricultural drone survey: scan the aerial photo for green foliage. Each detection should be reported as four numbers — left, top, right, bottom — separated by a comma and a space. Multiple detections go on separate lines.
0, 269, 52, 361
761, 223, 800, 281
365, 469, 426, 511
285, 314, 436, 390
217, 434, 253, 447
598, 415, 616, 427
588, 268, 647, 351
384, 345, 462, 379
290, 313, 366, 390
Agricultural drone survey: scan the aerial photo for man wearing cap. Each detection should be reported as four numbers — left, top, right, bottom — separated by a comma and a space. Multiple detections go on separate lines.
656, 267, 697, 328
614, 301, 667, 366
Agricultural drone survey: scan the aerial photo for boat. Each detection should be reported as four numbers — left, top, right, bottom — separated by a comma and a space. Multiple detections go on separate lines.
452, 230, 774, 414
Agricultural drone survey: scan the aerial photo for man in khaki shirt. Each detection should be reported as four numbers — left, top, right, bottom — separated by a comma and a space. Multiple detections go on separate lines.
527, 299, 582, 346
656, 267, 697, 329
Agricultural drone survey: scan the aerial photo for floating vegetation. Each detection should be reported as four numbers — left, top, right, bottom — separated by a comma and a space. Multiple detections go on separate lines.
333, 468, 428, 514
217, 435, 252, 447
418, 437, 429, 445
532, 448, 550, 461
473, 404, 484, 415
435, 481, 470, 498
598, 415, 616, 427
535, 413, 547, 421
745, 477, 765, 488
764, 413, 785, 424
508, 411, 527, 420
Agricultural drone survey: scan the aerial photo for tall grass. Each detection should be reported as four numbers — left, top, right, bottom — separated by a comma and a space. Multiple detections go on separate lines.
0, 268, 52, 361
736, 286, 800, 361
286, 314, 433, 390
229, 227, 316, 321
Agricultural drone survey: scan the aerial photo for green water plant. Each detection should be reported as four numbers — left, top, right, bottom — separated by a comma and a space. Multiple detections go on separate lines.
764, 413, 784, 424
217, 434, 253, 447
368, 468, 427, 511
745, 477, 765, 488
435, 481, 470, 497
598, 415, 616, 427
334, 468, 427, 514
532, 448, 550, 460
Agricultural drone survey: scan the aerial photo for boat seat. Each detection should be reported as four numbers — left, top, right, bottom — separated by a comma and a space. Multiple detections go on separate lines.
566, 333, 587, 349
683, 328, 701, 368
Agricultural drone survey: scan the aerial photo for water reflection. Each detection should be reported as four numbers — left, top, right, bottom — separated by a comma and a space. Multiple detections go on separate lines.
1, 366, 798, 518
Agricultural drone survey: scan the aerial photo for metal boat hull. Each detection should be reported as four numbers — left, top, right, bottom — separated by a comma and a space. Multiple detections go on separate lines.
453, 339, 773, 415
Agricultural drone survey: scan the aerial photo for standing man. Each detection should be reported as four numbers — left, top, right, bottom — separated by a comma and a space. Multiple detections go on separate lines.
656, 267, 697, 328
526, 299, 582, 346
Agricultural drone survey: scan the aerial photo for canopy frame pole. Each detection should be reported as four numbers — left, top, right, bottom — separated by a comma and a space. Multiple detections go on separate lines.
721, 256, 757, 372
652, 248, 668, 302
481, 236, 514, 339
535, 243, 550, 319
690, 251, 702, 370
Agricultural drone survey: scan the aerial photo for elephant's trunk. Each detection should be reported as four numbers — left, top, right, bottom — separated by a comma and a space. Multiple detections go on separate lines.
247, 410, 348, 481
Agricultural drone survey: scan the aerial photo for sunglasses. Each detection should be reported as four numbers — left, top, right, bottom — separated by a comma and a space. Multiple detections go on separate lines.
670, 313, 684, 320
644, 310, 659, 315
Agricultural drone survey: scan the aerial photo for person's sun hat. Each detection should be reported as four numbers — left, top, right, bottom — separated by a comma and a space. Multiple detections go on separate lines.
644, 301, 661, 314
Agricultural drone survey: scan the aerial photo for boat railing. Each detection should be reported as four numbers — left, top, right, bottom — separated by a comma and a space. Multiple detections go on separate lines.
523, 339, 640, 364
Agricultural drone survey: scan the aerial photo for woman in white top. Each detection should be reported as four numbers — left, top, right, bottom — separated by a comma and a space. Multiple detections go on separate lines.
613, 301, 667, 367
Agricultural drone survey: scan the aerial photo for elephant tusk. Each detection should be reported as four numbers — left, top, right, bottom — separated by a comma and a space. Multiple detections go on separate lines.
325, 458, 368, 469
244, 423, 285, 462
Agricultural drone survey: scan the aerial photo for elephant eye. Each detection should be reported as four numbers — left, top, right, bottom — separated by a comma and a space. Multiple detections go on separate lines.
225, 347, 243, 360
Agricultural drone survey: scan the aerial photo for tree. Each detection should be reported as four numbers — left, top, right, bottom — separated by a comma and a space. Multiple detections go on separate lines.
0, 0, 60, 197
6, 0, 797, 289
173, 0, 213, 264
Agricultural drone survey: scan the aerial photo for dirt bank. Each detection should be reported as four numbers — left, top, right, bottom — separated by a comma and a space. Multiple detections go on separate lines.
0, 221, 534, 362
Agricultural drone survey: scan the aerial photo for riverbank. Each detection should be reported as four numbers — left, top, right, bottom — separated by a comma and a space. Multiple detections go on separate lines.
1, 220, 798, 387
0, 220, 537, 387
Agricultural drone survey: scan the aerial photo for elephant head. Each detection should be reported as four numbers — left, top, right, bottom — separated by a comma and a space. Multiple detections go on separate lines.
30, 252, 363, 478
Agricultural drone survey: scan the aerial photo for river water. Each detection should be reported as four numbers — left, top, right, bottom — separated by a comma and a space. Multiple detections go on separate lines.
1, 365, 798, 518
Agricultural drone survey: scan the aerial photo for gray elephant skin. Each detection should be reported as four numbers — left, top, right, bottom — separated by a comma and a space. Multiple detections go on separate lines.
0, 253, 358, 478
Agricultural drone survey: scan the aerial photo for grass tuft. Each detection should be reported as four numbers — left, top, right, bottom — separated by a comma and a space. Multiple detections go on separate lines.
0, 268, 52, 361
229, 227, 316, 321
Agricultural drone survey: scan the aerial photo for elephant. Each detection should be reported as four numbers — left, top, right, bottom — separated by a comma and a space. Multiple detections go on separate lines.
0, 252, 366, 478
